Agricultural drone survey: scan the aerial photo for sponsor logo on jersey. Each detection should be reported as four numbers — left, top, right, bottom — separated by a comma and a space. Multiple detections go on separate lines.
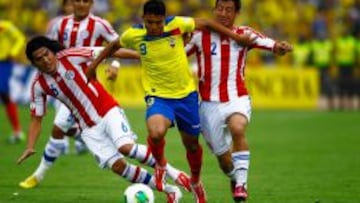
65, 70, 75, 80
169, 37, 176, 48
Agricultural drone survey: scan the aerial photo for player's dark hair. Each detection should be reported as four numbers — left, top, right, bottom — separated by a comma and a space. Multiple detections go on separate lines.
143, 0, 166, 16
62, 0, 71, 7
215, 0, 241, 12
26, 36, 65, 63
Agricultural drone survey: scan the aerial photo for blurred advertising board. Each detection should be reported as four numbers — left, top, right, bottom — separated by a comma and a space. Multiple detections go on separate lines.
97, 65, 319, 109
246, 67, 319, 109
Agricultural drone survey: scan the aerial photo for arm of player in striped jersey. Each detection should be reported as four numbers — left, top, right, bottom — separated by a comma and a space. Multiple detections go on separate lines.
17, 116, 43, 164
86, 38, 122, 80
193, 18, 255, 46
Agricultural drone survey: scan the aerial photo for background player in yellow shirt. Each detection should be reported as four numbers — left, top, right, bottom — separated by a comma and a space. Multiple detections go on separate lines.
0, 20, 26, 144
87, 1, 252, 202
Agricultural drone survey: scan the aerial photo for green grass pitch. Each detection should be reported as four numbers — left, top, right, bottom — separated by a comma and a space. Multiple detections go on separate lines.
0, 105, 359, 203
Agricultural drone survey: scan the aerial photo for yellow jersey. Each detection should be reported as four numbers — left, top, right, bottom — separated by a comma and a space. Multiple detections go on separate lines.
120, 16, 196, 98
0, 20, 25, 60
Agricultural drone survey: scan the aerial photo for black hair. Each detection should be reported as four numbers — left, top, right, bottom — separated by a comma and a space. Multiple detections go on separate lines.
62, 0, 71, 6
26, 36, 65, 63
143, 0, 166, 16
215, 0, 241, 12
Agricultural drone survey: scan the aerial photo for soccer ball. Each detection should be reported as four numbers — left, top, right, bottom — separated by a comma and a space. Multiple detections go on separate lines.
124, 183, 154, 203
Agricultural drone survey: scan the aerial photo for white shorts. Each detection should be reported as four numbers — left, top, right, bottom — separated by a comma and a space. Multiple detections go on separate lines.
200, 96, 252, 156
81, 107, 137, 169
53, 103, 77, 132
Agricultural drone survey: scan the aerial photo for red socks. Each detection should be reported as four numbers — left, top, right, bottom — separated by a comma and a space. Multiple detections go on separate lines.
147, 136, 167, 166
186, 144, 203, 184
5, 101, 21, 133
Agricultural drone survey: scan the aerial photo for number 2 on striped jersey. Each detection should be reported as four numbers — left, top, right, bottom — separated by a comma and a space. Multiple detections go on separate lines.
211, 42, 217, 55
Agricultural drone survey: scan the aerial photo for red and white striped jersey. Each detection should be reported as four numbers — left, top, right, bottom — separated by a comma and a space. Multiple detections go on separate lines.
46, 15, 63, 37
30, 47, 118, 129
47, 13, 118, 48
186, 26, 276, 102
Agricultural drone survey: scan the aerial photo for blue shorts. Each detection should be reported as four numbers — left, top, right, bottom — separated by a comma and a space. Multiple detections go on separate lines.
145, 91, 200, 136
0, 61, 13, 94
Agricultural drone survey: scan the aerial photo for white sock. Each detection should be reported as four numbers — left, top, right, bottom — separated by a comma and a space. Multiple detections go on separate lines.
232, 151, 250, 188
33, 137, 67, 181
165, 163, 181, 181
128, 144, 181, 181
121, 163, 156, 189
129, 144, 156, 167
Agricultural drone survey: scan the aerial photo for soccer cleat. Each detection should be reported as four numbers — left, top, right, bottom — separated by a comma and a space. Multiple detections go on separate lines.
175, 172, 191, 192
233, 184, 248, 202
19, 175, 39, 189
75, 140, 87, 155
166, 185, 182, 203
191, 182, 207, 203
7, 132, 25, 144
155, 165, 166, 191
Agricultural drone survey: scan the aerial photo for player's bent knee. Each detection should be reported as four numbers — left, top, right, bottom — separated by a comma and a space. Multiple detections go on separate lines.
118, 143, 134, 156
148, 127, 167, 140
110, 159, 127, 175
52, 125, 66, 139
232, 125, 246, 135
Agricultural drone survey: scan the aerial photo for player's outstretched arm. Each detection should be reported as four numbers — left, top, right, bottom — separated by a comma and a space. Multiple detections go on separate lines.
86, 38, 122, 80
193, 18, 254, 46
273, 41, 293, 56
17, 116, 43, 164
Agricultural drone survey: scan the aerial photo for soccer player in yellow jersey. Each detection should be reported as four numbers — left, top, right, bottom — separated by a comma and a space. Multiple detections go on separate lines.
87, 1, 252, 202
0, 20, 26, 144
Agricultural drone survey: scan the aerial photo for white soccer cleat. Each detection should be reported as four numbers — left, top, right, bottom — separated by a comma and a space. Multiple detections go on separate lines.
165, 185, 182, 203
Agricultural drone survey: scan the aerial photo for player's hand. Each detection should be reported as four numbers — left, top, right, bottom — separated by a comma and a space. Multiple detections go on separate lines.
236, 32, 257, 47
105, 67, 119, 81
274, 41, 293, 56
17, 148, 36, 165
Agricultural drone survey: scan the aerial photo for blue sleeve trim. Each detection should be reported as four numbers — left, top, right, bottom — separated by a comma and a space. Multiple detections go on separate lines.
132, 24, 144, 29
165, 16, 176, 25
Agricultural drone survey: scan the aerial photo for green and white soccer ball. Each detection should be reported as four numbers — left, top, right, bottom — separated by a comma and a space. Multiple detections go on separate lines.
124, 183, 154, 203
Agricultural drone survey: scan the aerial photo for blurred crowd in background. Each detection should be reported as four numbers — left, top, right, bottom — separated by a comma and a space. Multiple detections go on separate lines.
1, 0, 359, 64
1, 0, 360, 110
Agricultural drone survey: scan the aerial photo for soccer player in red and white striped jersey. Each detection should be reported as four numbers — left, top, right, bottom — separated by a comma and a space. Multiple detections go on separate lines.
17, 36, 188, 202
48, 0, 118, 48
46, 0, 74, 38
186, 0, 292, 201
20, 0, 152, 190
